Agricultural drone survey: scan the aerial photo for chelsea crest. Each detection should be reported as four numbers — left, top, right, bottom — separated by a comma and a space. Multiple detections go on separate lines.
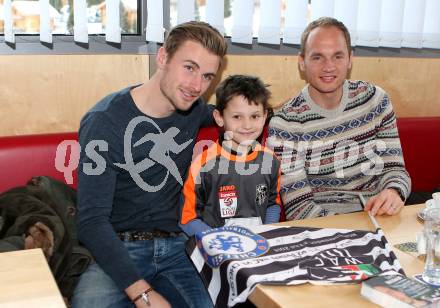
195, 226, 270, 268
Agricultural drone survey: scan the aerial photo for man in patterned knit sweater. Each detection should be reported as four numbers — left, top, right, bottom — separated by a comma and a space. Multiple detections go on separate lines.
268, 17, 411, 220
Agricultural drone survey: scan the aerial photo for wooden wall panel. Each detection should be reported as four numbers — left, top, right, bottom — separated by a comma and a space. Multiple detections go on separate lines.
1, 53, 439, 136
351, 57, 440, 117
0, 55, 148, 136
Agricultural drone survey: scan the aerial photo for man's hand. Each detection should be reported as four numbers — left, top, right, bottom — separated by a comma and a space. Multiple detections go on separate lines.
24, 222, 54, 259
364, 188, 404, 216
125, 279, 171, 308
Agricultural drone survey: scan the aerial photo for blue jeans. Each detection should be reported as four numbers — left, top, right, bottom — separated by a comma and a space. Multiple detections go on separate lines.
71, 234, 213, 308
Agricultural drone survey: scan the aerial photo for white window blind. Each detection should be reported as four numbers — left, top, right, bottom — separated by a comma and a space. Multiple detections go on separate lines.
356, 0, 382, 47
4, 0, 14, 44
40, 0, 51, 43
231, 0, 254, 44
334, 0, 358, 47
105, 0, 121, 43
423, 0, 440, 49
205, 0, 225, 35
146, 0, 165, 43
283, 0, 308, 45
379, 0, 404, 48
2, 0, 440, 51
258, 0, 281, 45
74, 0, 88, 44
177, 0, 195, 25
402, 0, 426, 49
310, 0, 334, 22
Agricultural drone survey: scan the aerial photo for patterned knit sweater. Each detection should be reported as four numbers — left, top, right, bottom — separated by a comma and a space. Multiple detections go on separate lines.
268, 80, 411, 220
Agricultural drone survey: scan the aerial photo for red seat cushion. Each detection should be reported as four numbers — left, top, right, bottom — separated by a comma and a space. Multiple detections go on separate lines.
397, 117, 440, 192
0, 132, 78, 193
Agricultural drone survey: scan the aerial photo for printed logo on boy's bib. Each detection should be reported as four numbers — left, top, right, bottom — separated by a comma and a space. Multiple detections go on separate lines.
255, 184, 268, 206
218, 185, 238, 218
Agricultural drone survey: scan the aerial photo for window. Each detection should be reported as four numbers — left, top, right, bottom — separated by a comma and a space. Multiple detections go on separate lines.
170, 0, 232, 35
167, 0, 440, 50
1, 0, 439, 55
0, 0, 139, 35
169, 0, 303, 38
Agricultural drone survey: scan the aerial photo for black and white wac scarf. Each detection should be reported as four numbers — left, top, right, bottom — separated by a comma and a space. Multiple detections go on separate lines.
186, 225, 403, 307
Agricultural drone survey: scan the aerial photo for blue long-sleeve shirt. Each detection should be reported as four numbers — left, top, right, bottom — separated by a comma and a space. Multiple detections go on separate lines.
77, 86, 214, 290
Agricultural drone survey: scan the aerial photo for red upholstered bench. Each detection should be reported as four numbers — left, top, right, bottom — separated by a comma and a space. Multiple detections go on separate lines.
397, 117, 440, 192
0, 132, 79, 193
1, 117, 439, 196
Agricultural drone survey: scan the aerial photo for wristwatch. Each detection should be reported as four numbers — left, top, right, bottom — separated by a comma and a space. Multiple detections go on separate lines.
133, 287, 153, 306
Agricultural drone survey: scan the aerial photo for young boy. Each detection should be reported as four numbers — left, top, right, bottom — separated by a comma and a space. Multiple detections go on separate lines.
180, 75, 282, 236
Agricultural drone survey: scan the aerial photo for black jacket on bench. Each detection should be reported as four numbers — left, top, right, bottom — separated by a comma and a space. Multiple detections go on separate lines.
0, 176, 92, 300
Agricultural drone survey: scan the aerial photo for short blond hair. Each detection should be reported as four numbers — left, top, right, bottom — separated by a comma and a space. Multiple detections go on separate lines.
164, 21, 227, 60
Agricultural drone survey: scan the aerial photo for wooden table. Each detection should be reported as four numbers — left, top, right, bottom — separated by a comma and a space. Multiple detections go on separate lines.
248, 204, 425, 308
0, 248, 66, 307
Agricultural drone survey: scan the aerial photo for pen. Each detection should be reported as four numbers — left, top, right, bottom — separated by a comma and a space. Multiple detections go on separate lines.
359, 194, 380, 229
